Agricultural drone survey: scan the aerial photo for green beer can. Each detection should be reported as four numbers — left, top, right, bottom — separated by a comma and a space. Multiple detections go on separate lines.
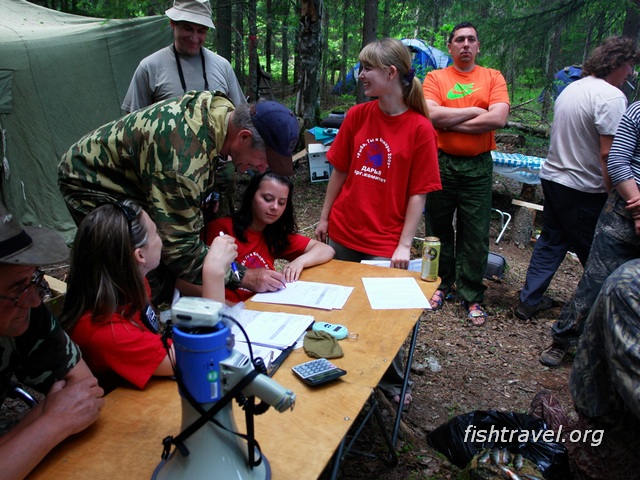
421, 237, 440, 282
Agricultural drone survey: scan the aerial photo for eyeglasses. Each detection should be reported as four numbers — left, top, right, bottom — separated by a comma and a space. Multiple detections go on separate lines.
0, 269, 51, 308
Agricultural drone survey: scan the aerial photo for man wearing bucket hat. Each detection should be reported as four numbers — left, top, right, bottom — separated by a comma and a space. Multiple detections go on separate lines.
0, 203, 104, 478
59, 91, 299, 304
122, 0, 247, 221
122, 0, 245, 113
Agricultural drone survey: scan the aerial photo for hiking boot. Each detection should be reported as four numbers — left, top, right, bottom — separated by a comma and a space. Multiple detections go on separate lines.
515, 296, 553, 320
539, 342, 568, 367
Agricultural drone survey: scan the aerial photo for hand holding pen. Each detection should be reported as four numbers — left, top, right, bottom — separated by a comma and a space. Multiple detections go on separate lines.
217, 231, 286, 292
202, 234, 237, 301
220, 232, 241, 281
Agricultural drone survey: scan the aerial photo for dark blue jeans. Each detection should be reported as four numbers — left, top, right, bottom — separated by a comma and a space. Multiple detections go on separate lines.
519, 179, 608, 308
424, 151, 493, 304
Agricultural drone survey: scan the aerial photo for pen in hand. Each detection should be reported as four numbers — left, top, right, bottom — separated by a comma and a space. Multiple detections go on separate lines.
220, 231, 241, 281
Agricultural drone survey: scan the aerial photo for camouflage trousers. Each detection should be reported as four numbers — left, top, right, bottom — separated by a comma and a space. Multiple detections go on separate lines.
570, 257, 640, 421
567, 258, 640, 479
424, 151, 493, 304
551, 191, 640, 346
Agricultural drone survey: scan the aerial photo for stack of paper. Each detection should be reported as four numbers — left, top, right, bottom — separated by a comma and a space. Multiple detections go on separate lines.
231, 309, 314, 348
231, 309, 314, 370
251, 281, 353, 310
360, 259, 422, 272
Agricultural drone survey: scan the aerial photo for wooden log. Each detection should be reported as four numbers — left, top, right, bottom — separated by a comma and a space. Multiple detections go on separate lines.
512, 199, 544, 211
505, 121, 549, 137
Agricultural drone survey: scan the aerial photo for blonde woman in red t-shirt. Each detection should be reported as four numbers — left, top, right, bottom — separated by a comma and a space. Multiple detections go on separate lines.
315, 38, 441, 407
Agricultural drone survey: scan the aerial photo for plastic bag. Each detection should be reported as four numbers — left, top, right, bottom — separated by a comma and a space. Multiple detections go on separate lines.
427, 410, 570, 480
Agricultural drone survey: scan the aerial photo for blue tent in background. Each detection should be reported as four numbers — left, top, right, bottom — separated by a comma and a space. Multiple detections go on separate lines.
332, 38, 452, 95
553, 65, 582, 97
538, 65, 582, 102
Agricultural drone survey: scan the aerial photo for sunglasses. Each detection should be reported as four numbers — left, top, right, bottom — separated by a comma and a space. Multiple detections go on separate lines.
0, 269, 51, 308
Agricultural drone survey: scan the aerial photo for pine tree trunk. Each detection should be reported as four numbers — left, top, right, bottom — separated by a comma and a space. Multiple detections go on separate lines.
296, 0, 323, 129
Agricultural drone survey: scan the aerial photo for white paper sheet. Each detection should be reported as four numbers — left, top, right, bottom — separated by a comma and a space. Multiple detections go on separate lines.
231, 309, 314, 348
361, 277, 431, 310
233, 343, 282, 369
250, 281, 354, 310
360, 259, 422, 272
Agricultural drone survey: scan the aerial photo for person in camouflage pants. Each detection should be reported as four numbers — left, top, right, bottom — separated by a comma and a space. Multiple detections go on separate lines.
59, 90, 298, 303
540, 100, 640, 367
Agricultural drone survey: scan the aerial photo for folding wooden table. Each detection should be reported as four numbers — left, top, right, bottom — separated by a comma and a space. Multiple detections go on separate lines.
29, 260, 438, 479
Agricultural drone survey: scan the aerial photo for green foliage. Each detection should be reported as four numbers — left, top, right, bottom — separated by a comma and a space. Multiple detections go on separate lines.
39, 0, 640, 112
74, 0, 161, 18
398, 441, 416, 454
320, 96, 355, 118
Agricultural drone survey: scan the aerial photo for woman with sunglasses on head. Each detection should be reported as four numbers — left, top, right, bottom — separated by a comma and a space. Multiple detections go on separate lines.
60, 200, 237, 391
179, 171, 335, 303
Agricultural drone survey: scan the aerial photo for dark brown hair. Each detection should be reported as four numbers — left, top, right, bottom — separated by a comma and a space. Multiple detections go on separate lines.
582, 36, 640, 79
231, 171, 296, 256
448, 21, 478, 44
60, 200, 150, 330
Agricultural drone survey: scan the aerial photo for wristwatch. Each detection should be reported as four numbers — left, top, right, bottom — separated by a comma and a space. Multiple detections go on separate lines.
226, 263, 246, 290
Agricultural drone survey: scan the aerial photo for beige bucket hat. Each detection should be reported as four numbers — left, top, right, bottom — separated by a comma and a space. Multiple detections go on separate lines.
165, 0, 215, 29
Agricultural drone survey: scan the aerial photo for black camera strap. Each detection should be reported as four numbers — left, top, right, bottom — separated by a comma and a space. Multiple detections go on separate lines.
161, 369, 261, 460
173, 44, 209, 93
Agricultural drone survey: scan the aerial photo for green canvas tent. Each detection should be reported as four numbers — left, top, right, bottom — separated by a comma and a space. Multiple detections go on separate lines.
0, 0, 172, 242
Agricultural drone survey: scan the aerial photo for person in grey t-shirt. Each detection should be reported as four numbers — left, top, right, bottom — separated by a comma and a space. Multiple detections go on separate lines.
122, 0, 247, 224
122, 0, 246, 113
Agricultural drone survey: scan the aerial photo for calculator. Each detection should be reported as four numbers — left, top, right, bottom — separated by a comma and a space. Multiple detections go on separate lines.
291, 358, 347, 386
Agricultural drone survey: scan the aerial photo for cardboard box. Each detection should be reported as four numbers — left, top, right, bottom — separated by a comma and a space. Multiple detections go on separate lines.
304, 130, 320, 148
308, 143, 332, 183
44, 275, 67, 318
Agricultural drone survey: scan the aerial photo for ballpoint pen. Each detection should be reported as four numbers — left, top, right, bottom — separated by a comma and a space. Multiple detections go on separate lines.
230, 261, 241, 281
220, 231, 241, 281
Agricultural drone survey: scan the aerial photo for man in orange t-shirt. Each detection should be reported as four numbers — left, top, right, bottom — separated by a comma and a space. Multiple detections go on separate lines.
422, 21, 510, 325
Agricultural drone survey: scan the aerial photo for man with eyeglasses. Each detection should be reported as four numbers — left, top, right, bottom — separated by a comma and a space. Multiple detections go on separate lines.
0, 202, 104, 479
512, 38, 640, 368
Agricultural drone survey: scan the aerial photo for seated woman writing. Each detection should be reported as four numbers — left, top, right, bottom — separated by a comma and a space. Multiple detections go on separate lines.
60, 200, 237, 391
178, 171, 335, 303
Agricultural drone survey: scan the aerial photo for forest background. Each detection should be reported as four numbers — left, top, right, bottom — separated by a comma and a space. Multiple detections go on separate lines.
27, 0, 640, 133
15, 2, 640, 478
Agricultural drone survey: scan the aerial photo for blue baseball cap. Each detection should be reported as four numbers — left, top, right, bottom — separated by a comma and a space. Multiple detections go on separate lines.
250, 102, 299, 176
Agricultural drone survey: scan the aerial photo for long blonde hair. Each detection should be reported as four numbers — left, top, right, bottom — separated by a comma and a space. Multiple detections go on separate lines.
359, 38, 429, 118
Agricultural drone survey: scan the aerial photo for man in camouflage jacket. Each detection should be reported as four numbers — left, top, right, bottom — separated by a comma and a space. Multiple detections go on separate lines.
566, 258, 640, 479
59, 91, 298, 300
0, 201, 104, 478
